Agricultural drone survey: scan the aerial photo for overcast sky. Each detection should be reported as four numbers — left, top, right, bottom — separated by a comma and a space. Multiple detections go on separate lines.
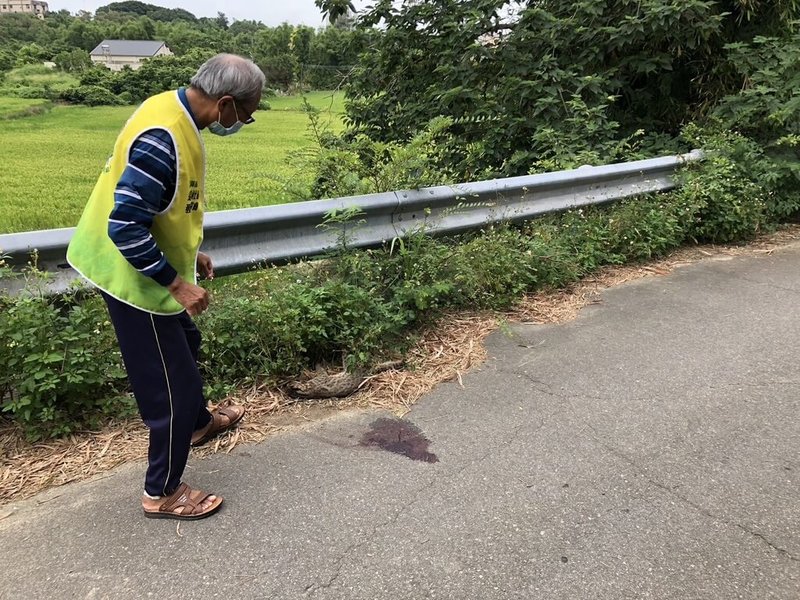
50, 0, 372, 27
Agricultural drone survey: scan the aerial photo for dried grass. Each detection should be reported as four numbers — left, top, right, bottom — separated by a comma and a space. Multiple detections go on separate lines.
2, 225, 799, 505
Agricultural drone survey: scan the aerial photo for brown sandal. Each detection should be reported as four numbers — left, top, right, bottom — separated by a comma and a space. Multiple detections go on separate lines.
143, 483, 223, 520
191, 404, 245, 447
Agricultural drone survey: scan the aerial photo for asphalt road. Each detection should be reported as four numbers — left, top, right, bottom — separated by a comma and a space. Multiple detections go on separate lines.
1, 245, 799, 599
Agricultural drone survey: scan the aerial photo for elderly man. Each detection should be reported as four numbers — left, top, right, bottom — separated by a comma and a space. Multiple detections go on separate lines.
67, 54, 265, 520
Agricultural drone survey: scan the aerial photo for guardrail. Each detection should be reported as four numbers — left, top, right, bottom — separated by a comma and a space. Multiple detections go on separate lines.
0, 150, 702, 294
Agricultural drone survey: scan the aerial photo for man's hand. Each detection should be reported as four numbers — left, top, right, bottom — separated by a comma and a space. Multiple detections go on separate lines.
168, 276, 209, 316
197, 252, 214, 280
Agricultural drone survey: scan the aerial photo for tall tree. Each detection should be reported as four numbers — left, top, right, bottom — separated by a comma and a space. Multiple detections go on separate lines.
215, 12, 229, 30
343, 0, 800, 178
314, 0, 356, 25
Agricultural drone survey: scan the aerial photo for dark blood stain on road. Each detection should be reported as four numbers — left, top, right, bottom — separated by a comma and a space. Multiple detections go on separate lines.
360, 418, 439, 463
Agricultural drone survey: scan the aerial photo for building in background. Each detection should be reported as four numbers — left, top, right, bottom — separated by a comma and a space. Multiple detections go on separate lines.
0, 1, 49, 19
89, 40, 173, 72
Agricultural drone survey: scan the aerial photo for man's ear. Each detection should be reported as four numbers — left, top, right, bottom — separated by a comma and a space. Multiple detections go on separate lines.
213, 95, 229, 114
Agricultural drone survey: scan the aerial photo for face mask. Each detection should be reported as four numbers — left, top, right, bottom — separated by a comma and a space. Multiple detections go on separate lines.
208, 102, 244, 137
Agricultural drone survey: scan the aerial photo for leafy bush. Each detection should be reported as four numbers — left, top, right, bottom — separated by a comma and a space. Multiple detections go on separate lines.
0, 287, 132, 440
76, 65, 114, 88
12, 85, 54, 99
281, 106, 455, 200
677, 126, 770, 243
15, 43, 48, 66
713, 34, 800, 221
58, 51, 213, 106
53, 49, 91, 74
60, 84, 123, 106
110, 51, 211, 101
0, 50, 14, 73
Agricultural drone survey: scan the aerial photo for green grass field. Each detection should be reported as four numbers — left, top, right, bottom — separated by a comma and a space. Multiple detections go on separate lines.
0, 90, 344, 233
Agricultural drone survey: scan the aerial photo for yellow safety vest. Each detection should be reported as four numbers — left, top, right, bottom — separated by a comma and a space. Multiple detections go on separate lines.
67, 90, 205, 315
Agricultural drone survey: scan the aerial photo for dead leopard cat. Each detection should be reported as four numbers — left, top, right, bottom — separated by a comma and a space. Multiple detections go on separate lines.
286, 360, 404, 399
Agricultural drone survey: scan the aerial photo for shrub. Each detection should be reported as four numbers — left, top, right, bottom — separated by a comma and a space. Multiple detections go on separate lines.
14, 85, 51, 99
0, 50, 14, 73
679, 126, 769, 243
0, 288, 132, 440
281, 109, 455, 201
60, 84, 122, 106
713, 34, 800, 222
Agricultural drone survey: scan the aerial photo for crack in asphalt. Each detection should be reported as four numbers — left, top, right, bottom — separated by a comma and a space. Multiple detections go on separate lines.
576, 415, 800, 564
499, 367, 800, 563
303, 414, 541, 597
303, 473, 443, 597
506, 369, 614, 404
706, 381, 800, 389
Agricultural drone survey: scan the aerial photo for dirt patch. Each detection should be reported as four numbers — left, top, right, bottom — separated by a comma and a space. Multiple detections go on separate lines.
2, 225, 799, 505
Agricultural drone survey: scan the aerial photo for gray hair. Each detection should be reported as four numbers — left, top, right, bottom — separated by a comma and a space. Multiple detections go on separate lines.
190, 54, 265, 103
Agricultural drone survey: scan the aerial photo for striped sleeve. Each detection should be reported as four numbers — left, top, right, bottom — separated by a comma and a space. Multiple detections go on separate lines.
107, 128, 179, 287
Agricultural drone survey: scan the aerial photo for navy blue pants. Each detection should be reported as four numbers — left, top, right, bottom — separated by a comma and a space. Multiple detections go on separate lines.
102, 292, 212, 497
